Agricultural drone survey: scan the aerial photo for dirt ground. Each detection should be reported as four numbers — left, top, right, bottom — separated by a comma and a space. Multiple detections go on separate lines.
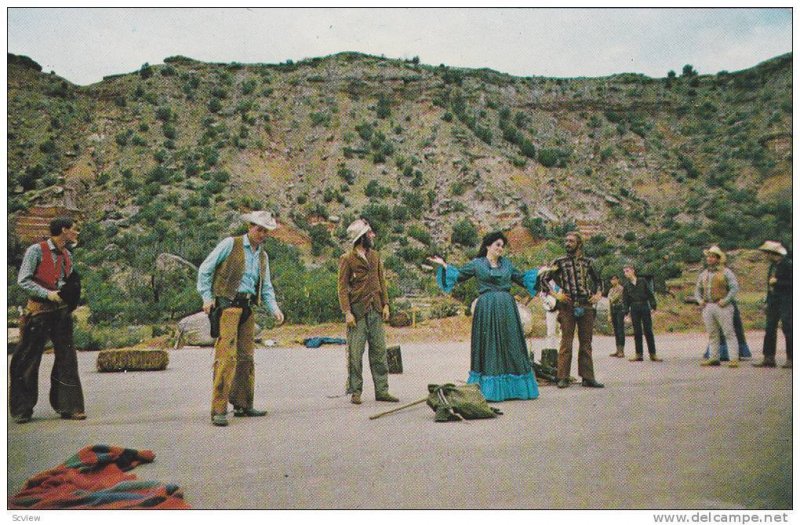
6, 330, 792, 510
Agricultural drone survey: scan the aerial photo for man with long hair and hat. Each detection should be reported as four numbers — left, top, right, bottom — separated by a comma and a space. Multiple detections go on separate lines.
753, 241, 792, 369
198, 211, 285, 427
11, 217, 85, 424
695, 245, 740, 367
337, 218, 398, 405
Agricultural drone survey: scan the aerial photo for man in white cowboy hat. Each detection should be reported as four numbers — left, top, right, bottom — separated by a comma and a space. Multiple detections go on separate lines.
337, 218, 398, 405
197, 211, 285, 427
695, 245, 740, 367
753, 241, 792, 369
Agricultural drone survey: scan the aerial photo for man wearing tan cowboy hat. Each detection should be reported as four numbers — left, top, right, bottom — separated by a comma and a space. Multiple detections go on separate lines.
198, 211, 285, 427
695, 245, 740, 367
337, 218, 398, 405
753, 241, 792, 369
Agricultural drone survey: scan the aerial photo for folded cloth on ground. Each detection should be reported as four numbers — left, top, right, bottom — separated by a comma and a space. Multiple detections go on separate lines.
303, 336, 347, 348
8, 444, 190, 509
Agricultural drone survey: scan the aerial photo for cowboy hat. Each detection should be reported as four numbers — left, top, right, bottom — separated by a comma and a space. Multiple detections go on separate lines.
758, 240, 787, 256
346, 218, 371, 245
703, 245, 726, 264
241, 210, 277, 230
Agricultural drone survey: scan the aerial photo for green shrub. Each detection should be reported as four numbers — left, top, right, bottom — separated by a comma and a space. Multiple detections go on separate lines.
361, 203, 392, 236
337, 164, 355, 184
73, 324, 103, 351
309, 224, 332, 256
407, 224, 432, 245
451, 219, 478, 247
310, 111, 331, 127
39, 140, 56, 154
155, 106, 173, 122
115, 130, 132, 146
376, 95, 391, 119
538, 148, 564, 167
428, 299, 462, 319
522, 216, 547, 238
139, 63, 153, 79
401, 191, 425, 215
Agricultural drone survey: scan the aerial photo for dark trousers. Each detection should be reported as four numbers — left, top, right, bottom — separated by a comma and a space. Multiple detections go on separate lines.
10, 308, 85, 418
763, 294, 792, 360
557, 305, 596, 381
610, 306, 626, 348
630, 302, 657, 356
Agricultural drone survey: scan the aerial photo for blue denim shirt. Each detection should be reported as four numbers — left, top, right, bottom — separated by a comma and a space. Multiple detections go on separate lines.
197, 235, 278, 314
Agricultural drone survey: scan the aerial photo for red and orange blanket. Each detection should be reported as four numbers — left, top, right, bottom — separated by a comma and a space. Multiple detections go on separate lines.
9, 445, 190, 509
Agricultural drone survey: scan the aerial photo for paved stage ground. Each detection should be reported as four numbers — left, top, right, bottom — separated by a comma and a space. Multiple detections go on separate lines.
7, 331, 792, 509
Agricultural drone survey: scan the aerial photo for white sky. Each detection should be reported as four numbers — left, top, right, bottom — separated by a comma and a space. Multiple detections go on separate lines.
5, 7, 794, 86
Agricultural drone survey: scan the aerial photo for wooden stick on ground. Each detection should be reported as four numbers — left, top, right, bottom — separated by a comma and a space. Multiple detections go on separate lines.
369, 397, 428, 420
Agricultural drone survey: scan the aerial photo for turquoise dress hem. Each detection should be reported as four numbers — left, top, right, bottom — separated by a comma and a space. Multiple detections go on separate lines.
467, 370, 539, 402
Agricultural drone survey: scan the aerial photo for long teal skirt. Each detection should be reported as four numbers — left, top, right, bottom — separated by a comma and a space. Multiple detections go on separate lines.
467, 291, 539, 401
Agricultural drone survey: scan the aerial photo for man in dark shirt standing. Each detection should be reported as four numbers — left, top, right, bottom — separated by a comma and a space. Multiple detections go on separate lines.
754, 241, 792, 369
545, 231, 604, 389
338, 218, 398, 405
622, 263, 663, 362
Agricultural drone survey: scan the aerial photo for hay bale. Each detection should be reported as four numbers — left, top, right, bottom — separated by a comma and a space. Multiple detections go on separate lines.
96, 348, 169, 372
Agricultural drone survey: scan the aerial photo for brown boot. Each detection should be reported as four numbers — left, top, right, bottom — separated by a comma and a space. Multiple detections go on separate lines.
609, 346, 624, 358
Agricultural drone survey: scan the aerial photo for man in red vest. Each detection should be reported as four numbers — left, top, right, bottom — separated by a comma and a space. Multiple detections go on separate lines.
11, 217, 85, 424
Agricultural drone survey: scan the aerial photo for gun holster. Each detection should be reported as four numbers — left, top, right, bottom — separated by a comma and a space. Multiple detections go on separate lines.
209, 296, 252, 339
209, 303, 223, 339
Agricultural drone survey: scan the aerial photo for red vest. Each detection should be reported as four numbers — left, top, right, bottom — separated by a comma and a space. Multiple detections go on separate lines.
33, 241, 72, 291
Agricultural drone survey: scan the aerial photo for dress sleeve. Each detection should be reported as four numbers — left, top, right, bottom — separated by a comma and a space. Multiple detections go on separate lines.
436, 260, 477, 293
511, 266, 540, 296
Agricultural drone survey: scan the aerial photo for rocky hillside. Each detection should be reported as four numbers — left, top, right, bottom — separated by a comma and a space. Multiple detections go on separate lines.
6, 51, 792, 325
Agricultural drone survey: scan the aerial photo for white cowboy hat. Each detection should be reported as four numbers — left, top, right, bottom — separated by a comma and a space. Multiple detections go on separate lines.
241, 211, 277, 230
346, 218, 371, 245
703, 245, 726, 264
758, 240, 787, 256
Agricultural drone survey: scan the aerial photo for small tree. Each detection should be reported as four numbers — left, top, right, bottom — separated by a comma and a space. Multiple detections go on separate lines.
376, 95, 391, 119
309, 224, 331, 256
451, 219, 478, 248
139, 62, 153, 79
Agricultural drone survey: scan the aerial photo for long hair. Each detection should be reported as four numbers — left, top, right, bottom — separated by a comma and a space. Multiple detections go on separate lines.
477, 231, 509, 258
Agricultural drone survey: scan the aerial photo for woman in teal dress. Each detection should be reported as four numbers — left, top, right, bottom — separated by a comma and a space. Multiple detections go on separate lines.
428, 232, 541, 401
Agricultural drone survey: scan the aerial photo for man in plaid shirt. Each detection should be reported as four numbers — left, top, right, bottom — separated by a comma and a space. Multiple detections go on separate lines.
543, 231, 605, 389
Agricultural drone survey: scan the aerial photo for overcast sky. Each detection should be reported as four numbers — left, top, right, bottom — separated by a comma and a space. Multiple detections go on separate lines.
7, 7, 793, 86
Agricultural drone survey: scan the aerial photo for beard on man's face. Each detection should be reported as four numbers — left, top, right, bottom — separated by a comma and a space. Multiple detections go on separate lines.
360, 234, 373, 249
